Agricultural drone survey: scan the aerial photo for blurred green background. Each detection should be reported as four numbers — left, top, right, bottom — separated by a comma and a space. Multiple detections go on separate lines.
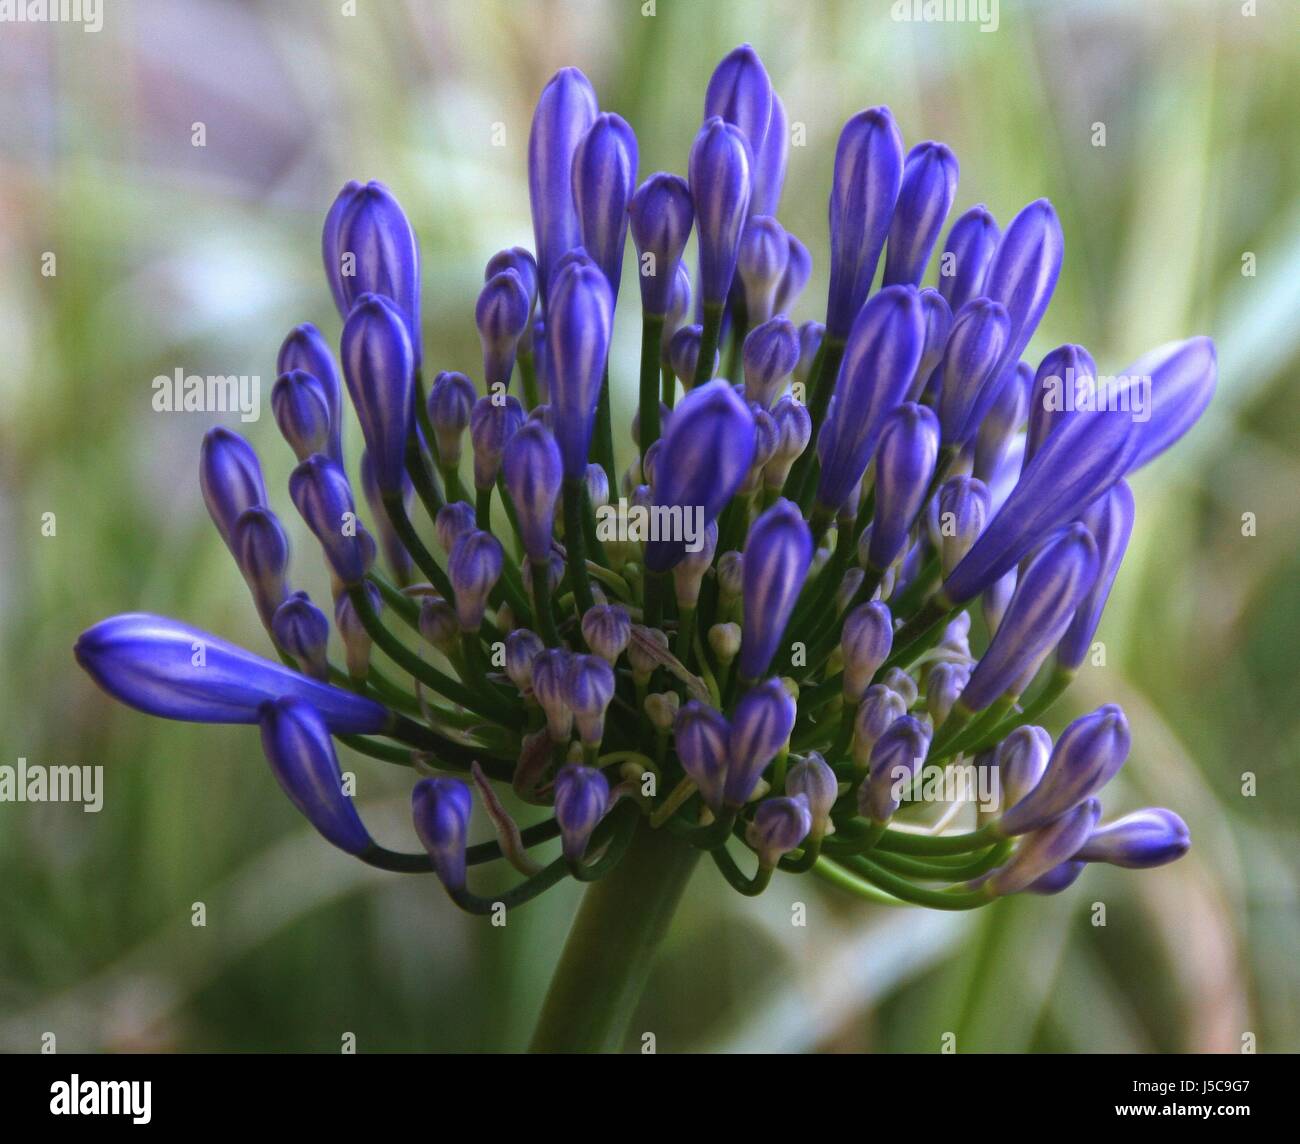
1, 0, 1297, 1052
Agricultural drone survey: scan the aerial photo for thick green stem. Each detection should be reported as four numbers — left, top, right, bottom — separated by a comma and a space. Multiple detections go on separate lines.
529, 821, 701, 1053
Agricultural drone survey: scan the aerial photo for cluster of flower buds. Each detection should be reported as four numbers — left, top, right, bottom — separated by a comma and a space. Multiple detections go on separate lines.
76, 44, 1210, 915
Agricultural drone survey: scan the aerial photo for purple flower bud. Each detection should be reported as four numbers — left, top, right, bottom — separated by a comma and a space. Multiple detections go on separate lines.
427, 371, 477, 466
742, 315, 800, 408
504, 628, 544, 692
258, 697, 373, 855
739, 499, 813, 681
476, 269, 532, 390
942, 394, 1137, 606
230, 506, 290, 628
289, 454, 370, 586
412, 776, 473, 891
1055, 480, 1135, 672
643, 380, 757, 573
825, 107, 904, 339
765, 394, 813, 491
815, 284, 925, 512
933, 475, 991, 577
502, 421, 562, 562
532, 647, 573, 740
278, 324, 344, 463
572, 112, 639, 298
629, 172, 695, 315
961, 524, 1099, 711
418, 595, 458, 654
937, 204, 1000, 314
1118, 336, 1217, 472
861, 715, 932, 822
323, 180, 422, 364
717, 550, 745, 602
1076, 807, 1190, 869
883, 141, 959, 288
725, 678, 796, 806
974, 358, 1030, 483
841, 601, 893, 702
1024, 859, 1086, 895
528, 68, 599, 306
881, 666, 919, 707
565, 654, 616, 746
774, 232, 812, 317
486, 246, 539, 313
554, 764, 611, 860
470, 394, 525, 490
199, 427, 267, 549
661, 264, 694, 362
273, 591, 330, 682
434, 501, 476, 555
705, 44, 774, 157
995, 724, 1052, 809
581, 604, 632, 663
333, 581, 379, 678
737, 215, 789, 324
866, 403, 940, 571
448, 529, 503, 631
988, 798, 1100, 896
1000, 705, 1130, 836
75, 613, 387, 732
673, 520, 719, 608
752, 89, 789, 217
910, 287, 953, 400
852, 684, 908, 767
982, 198, 1063, 375
925, 661, 970, 725
272, 370, 332, 462
668, 324, 716, 388
1024, 344, 1098, 463
747, 795, 812, 868
341, 293, 414, 494
935, 297, 1012, 447
674, 701, 730, 812
786, 752, 838, 834
794, 321, 825, 387
689, 116, 753, 307
547, 261, 614, 479
740, 403, 779, 495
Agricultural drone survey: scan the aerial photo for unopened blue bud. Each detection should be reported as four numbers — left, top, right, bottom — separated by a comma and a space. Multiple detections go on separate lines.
910, 287, 952, 400
504, 628, 545, 693
278, 324, 344, 462
742, 314, 800, 409
584, 463, 610, 510
974, 358, 1030, 482
427, 371, 477, 466
289, 454, 370, 586
866, 403, 940, 571
960, 523, 1099, 711
1000, 705, 1130, 836
689, 116, 753, 307
861, 714, 931, 822
786, 752, 838, 835
661, 264, 694, 363
739, 499, 813, 681
704, 43, 774, 159
470, 394, 525, 490
323, 180, 422, 364
532, 647, 574, 741
994, 725, 1052, 809
841, 600, 893, 702
852, 684, 907, 765
334, 581, 380, 678
982, 198, 1063, 376
272, 591, 330, 682
259, 697, 373, 855
925, 661, 970, 725
200, 427, 267, 549
935, 297, 1011, 447
547, 260, 614, 479
272, 370, 332, 461
341, 293, 414, 494
476, 269, 532, 390
764, 395, 812, 492
230, 506, 290, 628
674, 700, 730, 812
937, 204, 1000, 314
737, 215, 789, 324
933, 475, 990, 577
503, 420, 563, 562
825, 106, 904, 339
752, 89, 789, 217
747, 795, 812, 868
668, 323, 717, 388
816, 284, 925, 513
774, 233, 812, 317
644, 380, 756, 573
76, 613, 387, 732
566, 654, 616, 746
883, 141, 959, 288
581, 603, 632, 663
554, 764, 611, 860
528, 68, 599, 306
725, 678, 796, 807
1024, 344, 1098, 464
418, 595, 458, 655
435, 501, 477, 555
1024, 859, 1087, 895
485, 246, 539, 313
740, 403, 779, 494
572, 112, 639, 299
629, 172, 694, 315
794, 321, 824, 387
988, 798, 1099, 896
1117, 336, 1217, 472
672, 520, 719, 608
411, 776, 473, 891
1057, 480, 1135, 672
1076, 807, 1190, 869
448, 529, 504, 632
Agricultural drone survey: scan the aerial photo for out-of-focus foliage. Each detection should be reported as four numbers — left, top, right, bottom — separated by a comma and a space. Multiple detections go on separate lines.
0, 0, 1296, 1052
